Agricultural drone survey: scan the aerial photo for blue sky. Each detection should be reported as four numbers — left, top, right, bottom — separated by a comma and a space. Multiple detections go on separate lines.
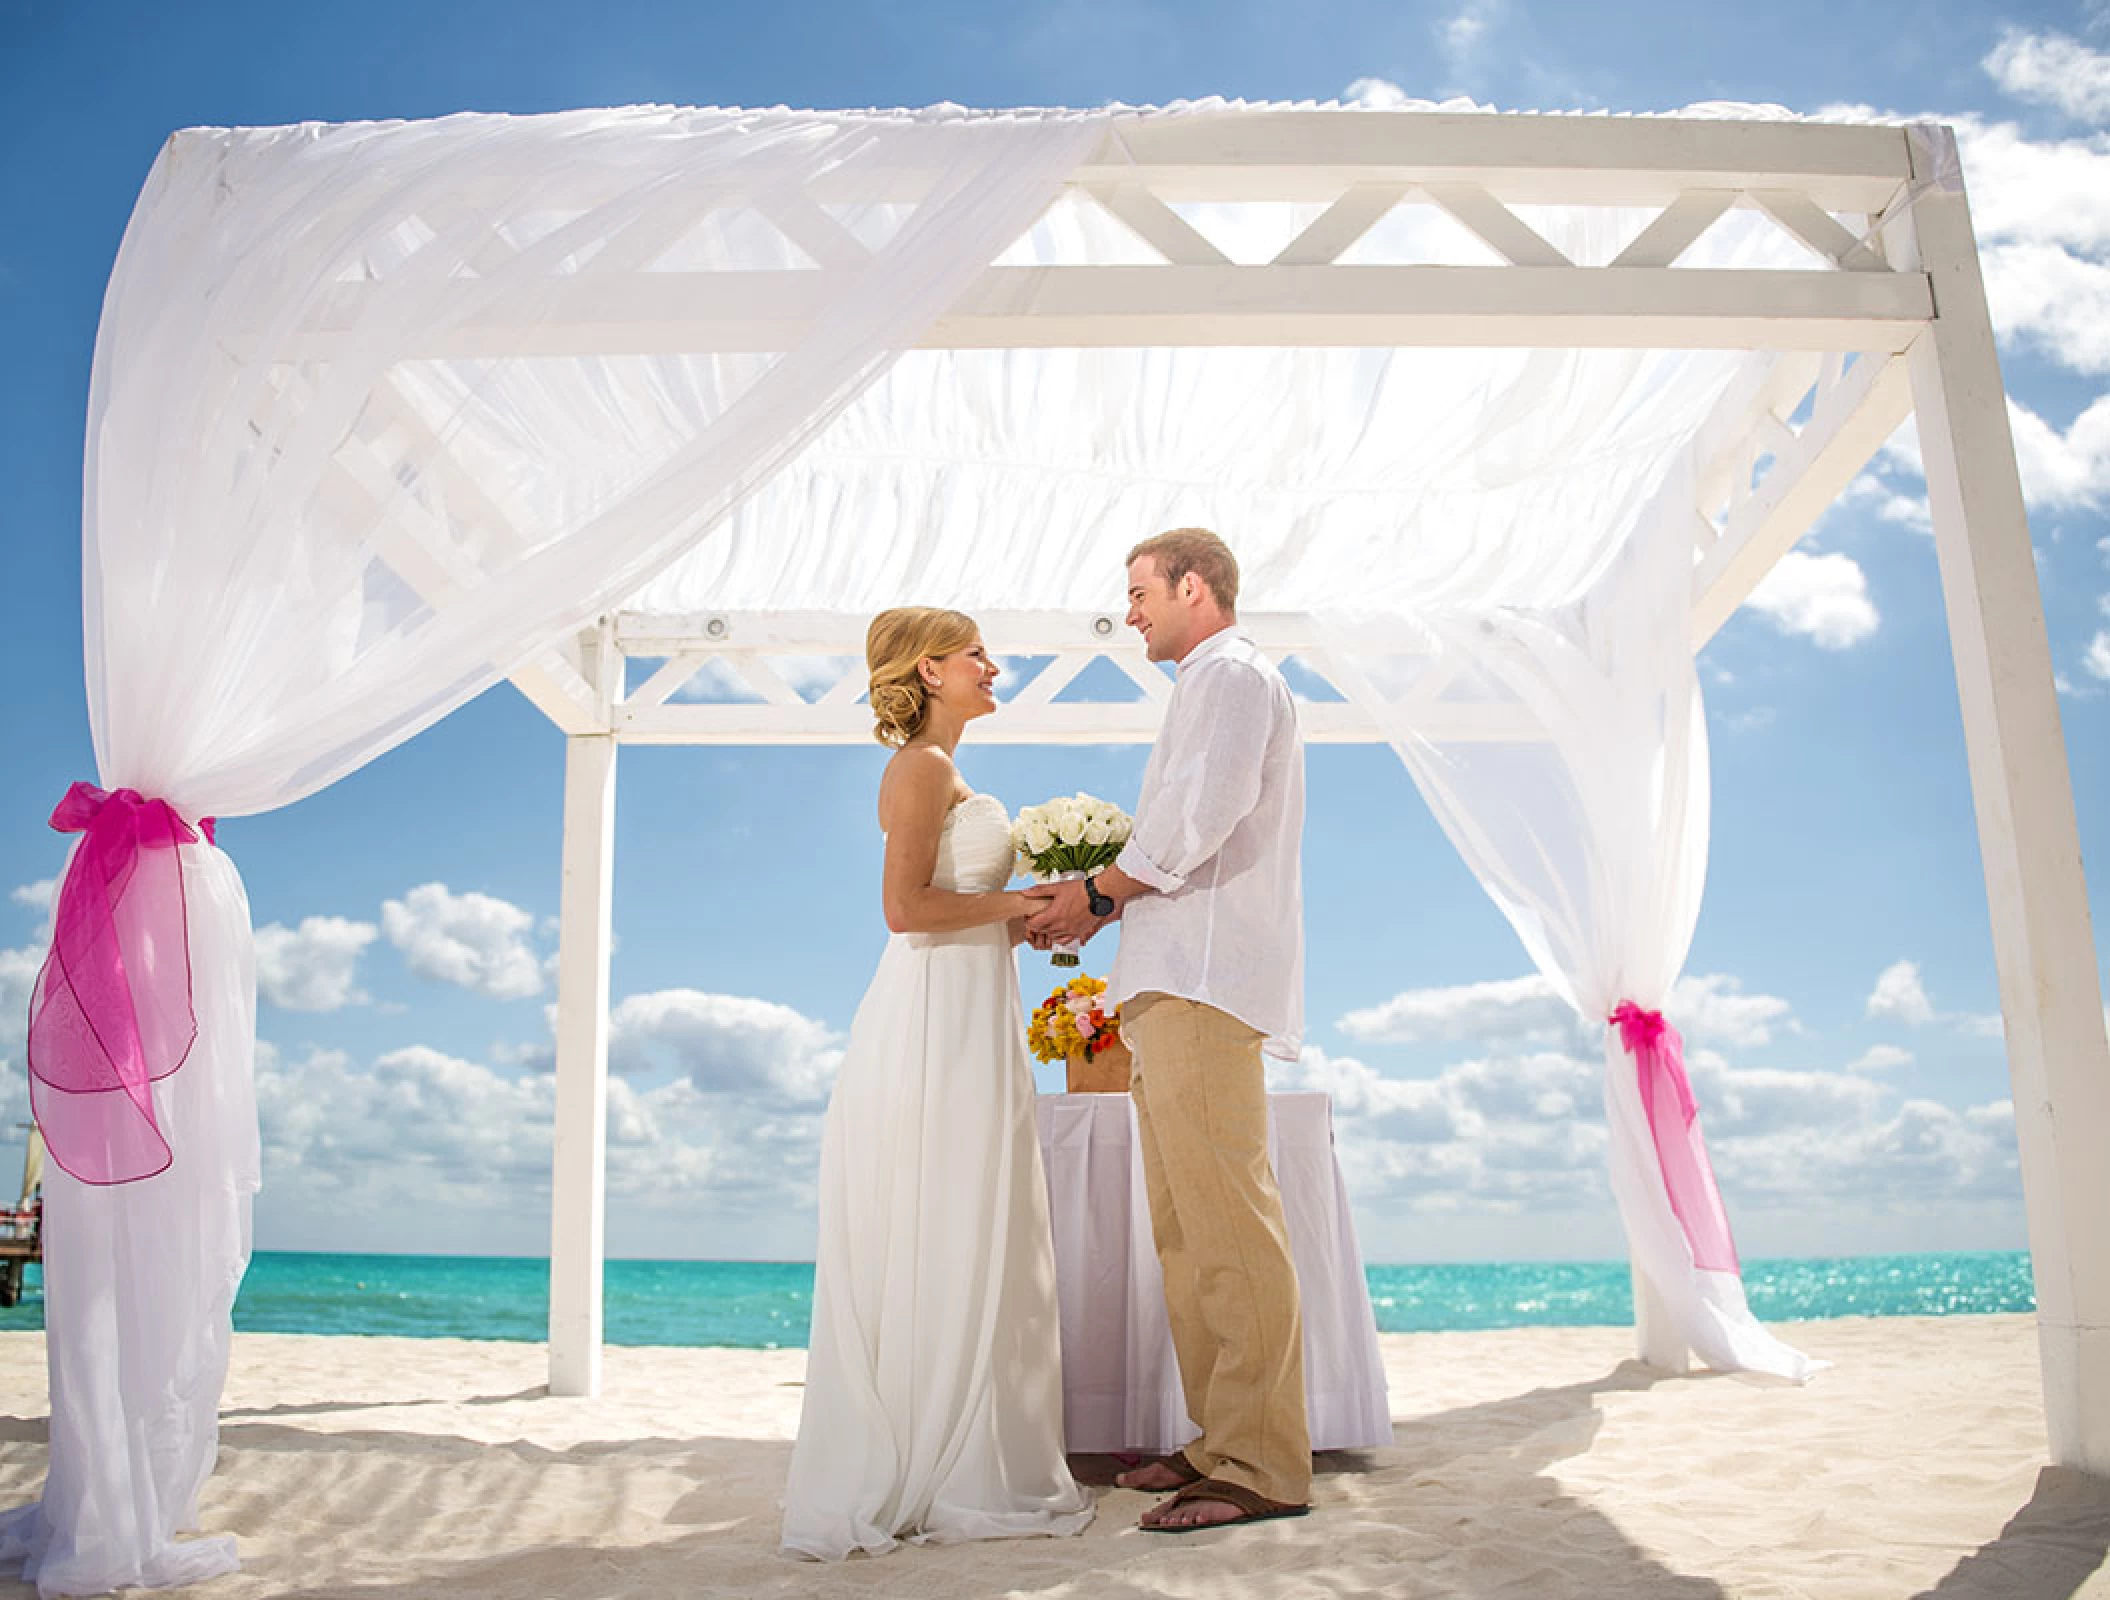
1, 0, 2106, 1265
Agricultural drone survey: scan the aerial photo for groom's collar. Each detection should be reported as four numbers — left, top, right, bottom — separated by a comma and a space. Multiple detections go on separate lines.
1176, 626, 1245, 672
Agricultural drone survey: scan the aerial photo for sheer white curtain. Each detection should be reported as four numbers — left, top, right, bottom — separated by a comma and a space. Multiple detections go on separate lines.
4, 103, 1105, 1597
626, 186, 1809, 620
1315, 479, 1821, 1380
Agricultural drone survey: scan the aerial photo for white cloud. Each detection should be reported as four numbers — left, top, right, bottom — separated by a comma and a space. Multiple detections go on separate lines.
608, 988, 841, 1105
1272, 1036, 2017, 1245
1337, 974, 1578, 1046
252, 1034, 828, 1254
1979, 243, 2110, 375
1848, 1043, 1915, 1074
2085, 630, 2110, 679
254, 915, 378, 1012
2007, 394, 2110, 511
0, 943, 41, 1058
1706, 1093, 2018, 1208
1882, 395, 2110, 517
1745, 549, 1880, 648
1439, 0, 1498, 67
1339, 971, 1794, 1051
1271, 1043, 1606, 1215
1343, 77, 1412, 110
381, 883, 542, 999
1865, 960, 2014, 1038
1837, 469, 1932, 533
1867, 959, 1937, 1025
1984, 28, 2110, 123
1685, 1048, 1888, 1136
1667, 973, 1797, 1049
1848, 1046, 1915, 1072
9, 880, 53, 915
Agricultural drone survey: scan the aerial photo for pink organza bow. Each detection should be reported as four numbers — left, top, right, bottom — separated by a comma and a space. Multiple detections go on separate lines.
1610, 1000, 1738, 1274
25, 783, 211, 1185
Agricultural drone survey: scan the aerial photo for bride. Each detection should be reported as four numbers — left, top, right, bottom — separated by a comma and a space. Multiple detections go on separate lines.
780, 607, 1095, 1560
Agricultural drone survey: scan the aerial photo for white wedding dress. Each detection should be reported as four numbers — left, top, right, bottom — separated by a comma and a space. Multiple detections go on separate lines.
781, 793, 1094, 1560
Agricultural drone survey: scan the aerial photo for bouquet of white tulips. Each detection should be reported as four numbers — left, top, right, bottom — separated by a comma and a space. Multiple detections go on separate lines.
1013, 793, 1134, 966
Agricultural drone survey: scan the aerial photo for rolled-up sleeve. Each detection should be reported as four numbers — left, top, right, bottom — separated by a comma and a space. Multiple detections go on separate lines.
1119, 659, 1275, 892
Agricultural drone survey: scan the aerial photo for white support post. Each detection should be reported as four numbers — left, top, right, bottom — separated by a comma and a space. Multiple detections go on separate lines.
1903, 130, 2110, 1473
549, 624, 619, 1398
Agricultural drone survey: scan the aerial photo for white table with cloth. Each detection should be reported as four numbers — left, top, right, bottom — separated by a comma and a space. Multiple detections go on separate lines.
1035, 1089, 1393, 1454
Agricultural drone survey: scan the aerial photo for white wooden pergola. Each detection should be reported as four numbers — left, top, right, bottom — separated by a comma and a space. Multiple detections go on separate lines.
480, 113, 2108, 1470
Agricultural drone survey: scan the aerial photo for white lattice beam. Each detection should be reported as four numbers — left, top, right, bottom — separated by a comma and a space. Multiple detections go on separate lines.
1609, 190, 1736, 268
1081, 182, 1231, 265
310, 386, 605, 735
602, 609, 1535, 743
1690, 349, 1913, 647
1064, 113, 1912, 210
613, 697, 1534, 745
1421, 182, 1571, 266
1270, 183, 1409, 265
276, 263, 1932, 359
1749, 189, 1888, 272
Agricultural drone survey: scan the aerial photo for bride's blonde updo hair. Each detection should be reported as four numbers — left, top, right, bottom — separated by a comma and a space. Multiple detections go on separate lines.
866, 606, 979, 748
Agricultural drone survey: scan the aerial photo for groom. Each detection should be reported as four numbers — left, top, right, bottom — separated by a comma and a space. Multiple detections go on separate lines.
1027, 527, 1311, 1531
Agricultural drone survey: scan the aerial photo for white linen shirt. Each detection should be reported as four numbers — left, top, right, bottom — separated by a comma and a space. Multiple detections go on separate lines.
1108, 628, 1305, 1058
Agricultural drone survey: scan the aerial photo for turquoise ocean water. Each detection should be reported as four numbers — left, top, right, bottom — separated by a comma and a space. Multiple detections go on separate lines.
0, 1251, 2035, 1347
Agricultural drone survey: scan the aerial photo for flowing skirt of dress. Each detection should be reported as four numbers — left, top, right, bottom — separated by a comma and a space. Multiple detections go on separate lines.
781, 923, 1093, 1560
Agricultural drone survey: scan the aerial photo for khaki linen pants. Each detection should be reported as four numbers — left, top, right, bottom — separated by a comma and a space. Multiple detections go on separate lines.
1124, 992, 1312, 1505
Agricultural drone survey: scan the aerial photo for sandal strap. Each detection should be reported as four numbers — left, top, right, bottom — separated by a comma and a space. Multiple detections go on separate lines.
1166, 1477, 1302, 1517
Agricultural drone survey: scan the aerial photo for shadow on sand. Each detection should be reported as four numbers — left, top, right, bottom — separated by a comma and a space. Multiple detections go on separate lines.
1914, 1467, 2110, 1600
0, 1361, 1742, 1600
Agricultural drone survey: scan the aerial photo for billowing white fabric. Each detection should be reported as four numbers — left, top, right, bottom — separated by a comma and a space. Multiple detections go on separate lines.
14, 103, 1106, 1595
0, 846, 258, 1598
1037, 1091, 1391, 1453
1318, 475, 1821, 1380
783, 796, 1092, 1559
623, 189, 1811, 619
85, 104, 1106, 820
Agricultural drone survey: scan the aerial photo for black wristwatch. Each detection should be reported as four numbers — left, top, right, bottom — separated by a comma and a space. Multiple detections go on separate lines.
1084, 874, 1115, 919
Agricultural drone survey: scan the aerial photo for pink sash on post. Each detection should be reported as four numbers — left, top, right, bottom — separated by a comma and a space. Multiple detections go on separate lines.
25, 783, 214, 1185
1610, 1001, 1739, 1274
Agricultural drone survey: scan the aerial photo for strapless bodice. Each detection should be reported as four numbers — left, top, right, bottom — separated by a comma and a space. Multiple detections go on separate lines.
931, 793, 1015, 894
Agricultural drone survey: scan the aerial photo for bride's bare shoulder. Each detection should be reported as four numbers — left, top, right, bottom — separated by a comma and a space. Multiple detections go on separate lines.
877, 744, 961, 832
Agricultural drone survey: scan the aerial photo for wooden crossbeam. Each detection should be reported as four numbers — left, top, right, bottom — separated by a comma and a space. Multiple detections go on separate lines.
1062, 114, 1913, 211
1609, 190, 1736, 268
1749, 189, 1888, 272
1270, 183, 1409, 265
626, 651, 716, 709
301, 385, 605, 735
614, 697, 1536, 745
1081, 182, 1231, 265
270, 264, 1934, 359
756, 188, 873, 270
1690, 349, 1914, 646
1421, 183, 1571, 266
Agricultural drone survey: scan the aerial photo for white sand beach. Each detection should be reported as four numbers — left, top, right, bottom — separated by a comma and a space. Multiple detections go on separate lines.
2, 1315, 2106, 1599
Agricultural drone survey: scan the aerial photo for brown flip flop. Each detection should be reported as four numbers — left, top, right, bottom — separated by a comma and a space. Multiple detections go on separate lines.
1113, 1451, 1205, 1491
1139, 1476, 1310, 1533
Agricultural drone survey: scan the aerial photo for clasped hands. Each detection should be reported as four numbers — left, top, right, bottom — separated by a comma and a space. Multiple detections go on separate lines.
1018, 879, 1114, 950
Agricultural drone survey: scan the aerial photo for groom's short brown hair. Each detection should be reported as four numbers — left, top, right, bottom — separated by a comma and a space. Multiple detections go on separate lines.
1127, 527, 1240, 614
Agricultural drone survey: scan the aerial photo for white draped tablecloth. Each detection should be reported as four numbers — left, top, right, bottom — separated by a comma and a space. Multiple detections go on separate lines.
1035, 1090, 1392, 1455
